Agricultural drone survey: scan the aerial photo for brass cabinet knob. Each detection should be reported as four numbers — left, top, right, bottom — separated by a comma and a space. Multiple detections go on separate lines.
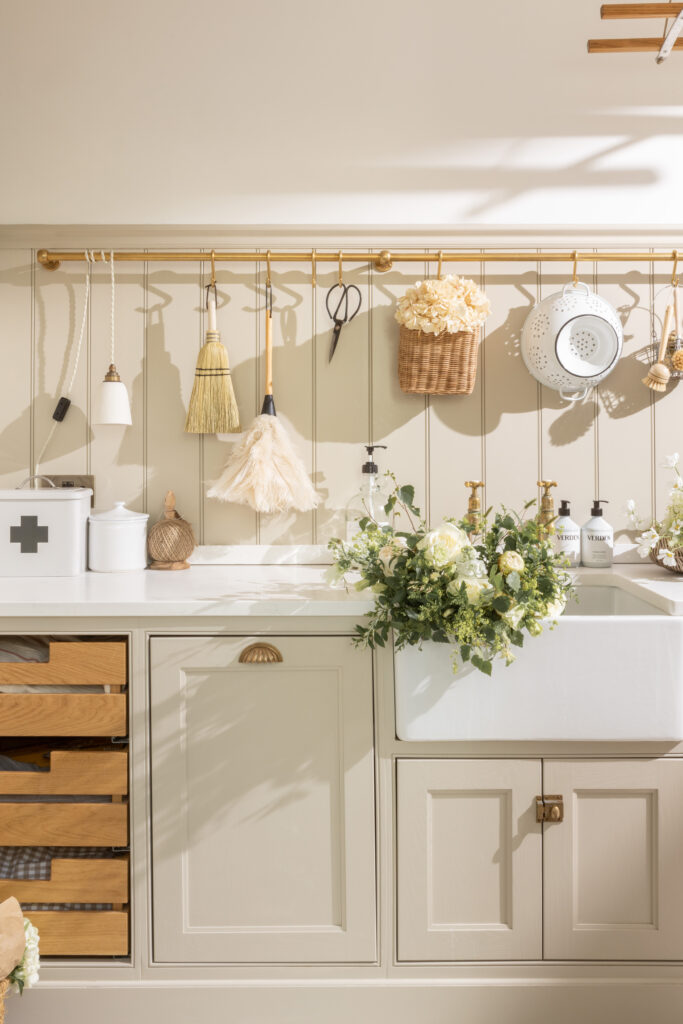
238, 642, 283, 664
548, 803, 562, 822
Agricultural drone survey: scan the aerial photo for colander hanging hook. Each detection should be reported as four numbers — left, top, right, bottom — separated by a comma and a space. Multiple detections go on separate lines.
571, 251, 579, 287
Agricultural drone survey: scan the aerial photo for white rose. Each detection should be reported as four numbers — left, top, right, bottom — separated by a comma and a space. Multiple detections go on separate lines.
502, 604, 526, 629
462, 577, 492, 605
542, 595, 567, 620
498, 550, 525, 575
378, 536, 407, 576
418, 524, 469, 568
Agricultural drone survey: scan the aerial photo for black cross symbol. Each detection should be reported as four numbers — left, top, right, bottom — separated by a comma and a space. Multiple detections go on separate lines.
10, 516, 49, 554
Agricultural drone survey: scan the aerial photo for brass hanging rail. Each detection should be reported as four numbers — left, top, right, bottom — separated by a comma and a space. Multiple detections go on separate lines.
36, 248, 681, 274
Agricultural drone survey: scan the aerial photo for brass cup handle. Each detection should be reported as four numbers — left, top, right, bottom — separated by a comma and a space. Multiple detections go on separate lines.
238, 642, 283, 664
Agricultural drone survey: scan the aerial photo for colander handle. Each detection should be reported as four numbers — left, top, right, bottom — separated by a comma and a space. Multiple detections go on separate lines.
559, 386, 590, 403
563, 281, 591, 297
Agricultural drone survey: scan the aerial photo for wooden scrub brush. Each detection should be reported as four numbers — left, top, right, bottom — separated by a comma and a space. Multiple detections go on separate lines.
643, 303, 673, 392
147, 491, 196, 570
185, 252, 241, 435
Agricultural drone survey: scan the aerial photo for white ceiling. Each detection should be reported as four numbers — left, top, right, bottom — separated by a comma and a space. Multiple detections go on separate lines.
2, 0, 683, 224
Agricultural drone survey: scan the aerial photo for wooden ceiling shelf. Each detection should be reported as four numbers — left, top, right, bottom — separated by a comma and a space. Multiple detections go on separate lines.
589, 3, 683, 57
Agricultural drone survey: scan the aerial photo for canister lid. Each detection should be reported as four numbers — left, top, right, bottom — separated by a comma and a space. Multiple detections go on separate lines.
89, 501, 149, 523
0, 487, 93, 501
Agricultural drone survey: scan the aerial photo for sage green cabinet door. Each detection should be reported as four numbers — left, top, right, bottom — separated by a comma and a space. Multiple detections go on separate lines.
150, 636, 376, 963
396, 759, 542, 961
544, 759, 683, 960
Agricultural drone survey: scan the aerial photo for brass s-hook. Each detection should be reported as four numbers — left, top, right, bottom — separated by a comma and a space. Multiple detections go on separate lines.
572, 251, 578, 287
437, 250, 444, 280
672, 250, 679, 289
266, 249, 272, 288
210, 249, 216, 287
311, 249, 317, 289
338, 250, 343, 288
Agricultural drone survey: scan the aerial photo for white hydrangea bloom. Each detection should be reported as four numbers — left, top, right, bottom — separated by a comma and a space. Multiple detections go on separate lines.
395, 275, 491, 335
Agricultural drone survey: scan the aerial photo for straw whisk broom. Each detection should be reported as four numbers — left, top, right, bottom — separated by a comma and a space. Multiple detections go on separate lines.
208, 257, 319, 514
185, 250, 240, 434
643, 303, 673, 393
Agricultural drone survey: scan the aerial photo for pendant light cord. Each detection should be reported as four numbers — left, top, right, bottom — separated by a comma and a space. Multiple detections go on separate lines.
109, 250, 115, 366
35, 250, 93, 474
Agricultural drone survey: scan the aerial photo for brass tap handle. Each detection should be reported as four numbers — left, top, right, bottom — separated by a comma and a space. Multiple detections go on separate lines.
464, 480, 484, 529
536, 481, 558, 539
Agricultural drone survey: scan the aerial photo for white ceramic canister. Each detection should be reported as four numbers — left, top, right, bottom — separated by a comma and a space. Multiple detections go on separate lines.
88, 502, 149, 572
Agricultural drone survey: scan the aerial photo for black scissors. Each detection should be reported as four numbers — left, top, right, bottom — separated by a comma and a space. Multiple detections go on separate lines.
326, 283, 362, 362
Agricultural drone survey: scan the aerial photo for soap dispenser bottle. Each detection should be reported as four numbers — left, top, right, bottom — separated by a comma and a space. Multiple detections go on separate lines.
555, 499, 581, 567
581, 500, 613, 567
345, 444, 392, 541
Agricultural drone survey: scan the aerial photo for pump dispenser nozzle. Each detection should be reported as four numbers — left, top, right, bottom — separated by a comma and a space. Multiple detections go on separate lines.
362, 444, 387, 475
591, 499, 609, 517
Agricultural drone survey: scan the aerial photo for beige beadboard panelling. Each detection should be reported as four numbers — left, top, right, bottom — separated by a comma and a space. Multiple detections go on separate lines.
0, 249, 32, 486
652, 258, 681, 521
314, 258, 371, 543
539, 265, 598, 522
202, 260, 258, 545
258, 261, 315, 545
429, 257, 484, 526
0, 232, 678, 546
145, 259, 201, 529
34, 258, 90, 478
89, 258, 145, 511
596, 261, 654, 540
482, 261, 540, 512
371, 260, 429, 524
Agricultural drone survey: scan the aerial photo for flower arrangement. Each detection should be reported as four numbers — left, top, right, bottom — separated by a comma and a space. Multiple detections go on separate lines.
628, 453, 683, 570
394, 275, 491, 336
8, 918, 39, 995
328, 481, 573, 675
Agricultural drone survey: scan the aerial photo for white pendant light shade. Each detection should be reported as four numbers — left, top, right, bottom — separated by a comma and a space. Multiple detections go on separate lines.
94, 364, 132, 425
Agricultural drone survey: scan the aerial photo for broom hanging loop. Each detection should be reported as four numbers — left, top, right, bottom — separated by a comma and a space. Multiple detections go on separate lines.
210, 249, 217, 288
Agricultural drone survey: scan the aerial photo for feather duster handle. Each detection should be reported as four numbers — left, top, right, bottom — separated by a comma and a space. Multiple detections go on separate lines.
207, 414, 319, 514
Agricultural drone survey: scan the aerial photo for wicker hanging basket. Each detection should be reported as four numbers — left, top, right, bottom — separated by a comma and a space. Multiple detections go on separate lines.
398, 325, 480, 395
649, 539, 683, 575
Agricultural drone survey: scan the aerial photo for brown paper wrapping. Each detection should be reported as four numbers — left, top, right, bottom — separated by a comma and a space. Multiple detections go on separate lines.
0, 898, 25, 980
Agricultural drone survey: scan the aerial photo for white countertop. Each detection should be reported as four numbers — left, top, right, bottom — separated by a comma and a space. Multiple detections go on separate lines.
0, 562, 681, 618
0, 565, 377, 618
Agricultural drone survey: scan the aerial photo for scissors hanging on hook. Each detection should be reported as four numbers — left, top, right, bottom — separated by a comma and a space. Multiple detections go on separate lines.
326, 254, 362, 362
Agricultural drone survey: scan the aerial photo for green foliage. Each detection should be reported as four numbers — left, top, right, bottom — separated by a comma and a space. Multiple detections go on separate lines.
328, 480, 574, 676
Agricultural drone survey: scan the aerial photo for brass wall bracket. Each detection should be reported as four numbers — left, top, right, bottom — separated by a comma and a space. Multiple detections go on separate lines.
536, 794, 564, 823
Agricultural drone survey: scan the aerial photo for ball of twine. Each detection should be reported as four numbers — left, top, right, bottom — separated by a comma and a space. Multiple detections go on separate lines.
148, 513, 195, 563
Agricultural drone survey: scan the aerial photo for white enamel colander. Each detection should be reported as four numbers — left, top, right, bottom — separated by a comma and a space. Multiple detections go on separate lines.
521, 281, 623, 401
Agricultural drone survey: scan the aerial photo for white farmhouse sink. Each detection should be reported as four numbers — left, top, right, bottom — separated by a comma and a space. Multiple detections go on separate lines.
394, 586, 683, 742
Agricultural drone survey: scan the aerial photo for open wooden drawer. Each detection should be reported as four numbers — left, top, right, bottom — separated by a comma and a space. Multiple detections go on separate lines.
0, 750, 129, 956
0, 641, 127, 737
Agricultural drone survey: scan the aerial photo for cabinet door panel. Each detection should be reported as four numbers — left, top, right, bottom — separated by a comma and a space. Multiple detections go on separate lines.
150, 636, 376, 963
397, 759, 542, 961
544, 759, 683, 960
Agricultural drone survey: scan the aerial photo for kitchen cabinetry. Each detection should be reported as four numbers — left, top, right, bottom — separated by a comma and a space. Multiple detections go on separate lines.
397, 757, 683, 962
544, 759, 683, 960
396, 759, 542, 961
149, 635, 376, 964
